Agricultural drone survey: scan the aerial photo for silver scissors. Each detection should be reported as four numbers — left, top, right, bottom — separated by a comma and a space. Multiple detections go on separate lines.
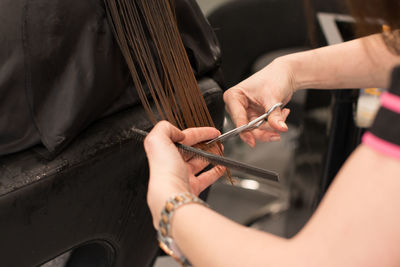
206, 102, 283, 145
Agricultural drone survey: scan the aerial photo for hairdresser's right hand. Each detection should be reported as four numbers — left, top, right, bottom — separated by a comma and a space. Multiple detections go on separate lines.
223, 58, 294, 147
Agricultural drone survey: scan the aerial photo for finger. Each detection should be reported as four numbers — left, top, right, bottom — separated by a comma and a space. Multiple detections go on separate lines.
266, 107, 289, 132
253, 109, 290, 142
256, 108, 290, 142
240, 112, 273, 147
255, 108, 290, 133
147, 120, 185, 143
235, 112, 258, 147
252, 126, 279, 140
144, 121, 185, 165
256, 122, 276, 132
282, 108, 291, 120
243, 108, 290, 146
254, 131, 281, 142
192, 165, 226, 193
224, 89, 260, 147
223, 89, 250, 128
239, 132, 256, 148
181, 127, 220, 146
187, 157, 210, 175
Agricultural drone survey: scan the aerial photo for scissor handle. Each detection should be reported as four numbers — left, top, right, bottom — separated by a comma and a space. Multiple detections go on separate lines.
205, 102, 283, 145
244, 102, 283, 130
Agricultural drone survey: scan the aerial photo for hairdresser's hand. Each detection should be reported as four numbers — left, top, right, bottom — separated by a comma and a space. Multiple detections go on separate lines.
224, 58, 295, 147
144, 121, 225, 228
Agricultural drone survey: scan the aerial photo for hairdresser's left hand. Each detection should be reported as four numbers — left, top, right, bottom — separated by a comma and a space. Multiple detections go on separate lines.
144, 121, 225, 228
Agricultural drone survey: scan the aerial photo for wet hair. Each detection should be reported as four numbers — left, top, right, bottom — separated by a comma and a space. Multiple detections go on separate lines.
105, 0, 230, 180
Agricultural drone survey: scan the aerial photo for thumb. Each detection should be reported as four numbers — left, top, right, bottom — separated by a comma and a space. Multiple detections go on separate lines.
144, 121, 185, 164
267, 107, 289, 132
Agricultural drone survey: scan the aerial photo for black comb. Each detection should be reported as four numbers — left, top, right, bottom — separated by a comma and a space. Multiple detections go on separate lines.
131, 128, 279, 182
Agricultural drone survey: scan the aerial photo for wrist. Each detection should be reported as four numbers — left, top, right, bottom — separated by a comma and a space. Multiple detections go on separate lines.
148, 186, 189, 228
275, 55, 301, 93
277, 51, 316, 92
157, 193, 208, 266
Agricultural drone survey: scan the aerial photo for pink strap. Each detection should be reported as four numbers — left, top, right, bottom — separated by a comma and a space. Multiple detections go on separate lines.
362, 132, 400, 160
381, 92, 400, 114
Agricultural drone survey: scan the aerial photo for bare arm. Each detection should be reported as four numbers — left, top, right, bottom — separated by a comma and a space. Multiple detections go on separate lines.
170, 144, 400, 267
287, 34, 400, 90
295, 144, 400, 266
224, 34, 400, 146
144, 122, 400, 267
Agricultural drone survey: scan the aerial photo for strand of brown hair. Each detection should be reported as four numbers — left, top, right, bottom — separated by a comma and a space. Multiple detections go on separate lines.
105, 0, 231, 182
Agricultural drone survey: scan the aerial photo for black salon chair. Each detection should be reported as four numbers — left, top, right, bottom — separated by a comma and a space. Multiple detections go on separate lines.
0, 78, 224, 267
0, 0, 224, 265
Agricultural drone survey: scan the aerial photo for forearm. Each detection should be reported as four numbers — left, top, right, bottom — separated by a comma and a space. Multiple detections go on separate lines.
296, 145, 400, 266
281, 34, 400, 91
170, 204, 296, 267
169, 144, 400, 267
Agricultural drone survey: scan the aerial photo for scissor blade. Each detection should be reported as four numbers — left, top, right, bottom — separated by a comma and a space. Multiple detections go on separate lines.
205, 124, 248, 145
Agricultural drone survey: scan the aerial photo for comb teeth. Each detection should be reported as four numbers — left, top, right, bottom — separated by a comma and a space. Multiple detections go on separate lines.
130, 127, 207, 161
131, 128, 279, 182
131, 128, 149, 141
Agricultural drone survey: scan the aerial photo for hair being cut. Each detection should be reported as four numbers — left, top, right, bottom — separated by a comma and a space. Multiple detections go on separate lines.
104, 0, 230, 178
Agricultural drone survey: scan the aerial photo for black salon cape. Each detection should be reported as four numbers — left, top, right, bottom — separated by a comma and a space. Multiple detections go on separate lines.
0, 0, 221, 157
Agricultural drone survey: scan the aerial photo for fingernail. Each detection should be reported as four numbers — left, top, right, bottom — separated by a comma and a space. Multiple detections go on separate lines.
250, 140, 256, 147
270, 136, 281, 142
244, 137, 255, 147
279, 121, 288, 130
